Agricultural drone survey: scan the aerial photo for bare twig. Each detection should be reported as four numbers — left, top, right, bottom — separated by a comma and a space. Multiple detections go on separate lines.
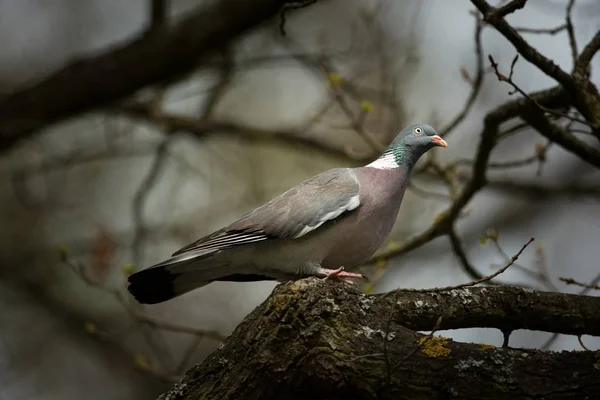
559, 276, 600, 291
455, 141, 551, 173
542, 272, 600, 350
517, 102, 600, 169
577, 335, 591, 351
514, 25, 566, 35
487, 238, 559, 292
565, 0, 578, 65
132, 139, 172, 266
114, 102, 358, 160
574, 30, 600, 74
407, 181, 452, 202
472, 0, 575, 88
61, 250, 226, 381
202, 47, 234, 119
488, 54, 591, 126
447, 229, 490, 283
482, 0, 527, 23
473, 0, 600, 136
440, 14, 485, 138
424, 237, 535, 292
321, 66, 386, 154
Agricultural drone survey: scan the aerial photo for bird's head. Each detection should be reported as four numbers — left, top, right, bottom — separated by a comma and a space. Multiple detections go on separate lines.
370, 124, 447, 170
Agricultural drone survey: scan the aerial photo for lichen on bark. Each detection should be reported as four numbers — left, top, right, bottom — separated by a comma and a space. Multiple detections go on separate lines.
159, 278, 600, 400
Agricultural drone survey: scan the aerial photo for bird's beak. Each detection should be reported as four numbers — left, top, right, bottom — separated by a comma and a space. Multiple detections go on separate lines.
431, 135, 448, 147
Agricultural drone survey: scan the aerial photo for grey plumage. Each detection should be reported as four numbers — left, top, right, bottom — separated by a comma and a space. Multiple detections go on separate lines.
128, 124, 447, 304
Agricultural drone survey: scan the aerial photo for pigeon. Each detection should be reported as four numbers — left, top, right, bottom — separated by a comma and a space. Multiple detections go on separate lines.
128, 124, 447, 304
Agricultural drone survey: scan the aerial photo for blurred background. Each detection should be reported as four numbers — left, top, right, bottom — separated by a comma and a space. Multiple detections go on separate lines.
1, 0, 599, 398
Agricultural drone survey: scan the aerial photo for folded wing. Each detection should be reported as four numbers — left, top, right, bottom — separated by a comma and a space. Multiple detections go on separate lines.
172, 168, 361, 256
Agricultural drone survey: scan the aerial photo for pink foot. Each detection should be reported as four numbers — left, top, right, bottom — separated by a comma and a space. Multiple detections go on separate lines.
321, 267, 364, 284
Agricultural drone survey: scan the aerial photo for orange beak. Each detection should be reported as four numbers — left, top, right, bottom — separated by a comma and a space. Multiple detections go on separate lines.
431, 135, 448, 147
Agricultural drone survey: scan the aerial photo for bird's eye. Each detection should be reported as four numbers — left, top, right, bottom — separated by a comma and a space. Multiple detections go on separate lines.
414, 127, 423, 135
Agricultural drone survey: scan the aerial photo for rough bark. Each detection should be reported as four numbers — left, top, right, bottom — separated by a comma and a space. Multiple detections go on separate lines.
0, 0, 307, 153
159, 278, 600, 400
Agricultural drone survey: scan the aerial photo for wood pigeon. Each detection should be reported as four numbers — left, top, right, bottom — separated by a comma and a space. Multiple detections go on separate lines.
128, 124, 447, 304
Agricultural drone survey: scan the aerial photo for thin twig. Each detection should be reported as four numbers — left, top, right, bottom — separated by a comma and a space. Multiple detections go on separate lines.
61, 251, 226, 380
454, 141, 551, 172
541, 272, 600, 350
489, 237, 558, 292
440, 14, 485, 137
577, 335, 591, 351
132, 139, 172, 266
514, 25, 566, 35
323, 68, 386, 153
559, 277, 600, 291
472, 0, 575, 87
446, 229, 490, 283
565, 0, 578, 65
574, 28, 600, 73
202, 47, 234, 119
407, 181, 452, 202
488, 54, 589, 125
114, 102, 359, 160
425, 237, 535, 292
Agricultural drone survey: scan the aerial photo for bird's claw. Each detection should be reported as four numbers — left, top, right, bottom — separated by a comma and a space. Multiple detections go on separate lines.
321, 266, 365, 285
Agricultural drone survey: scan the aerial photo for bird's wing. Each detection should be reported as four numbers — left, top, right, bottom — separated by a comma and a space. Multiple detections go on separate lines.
172, 168, 361, 256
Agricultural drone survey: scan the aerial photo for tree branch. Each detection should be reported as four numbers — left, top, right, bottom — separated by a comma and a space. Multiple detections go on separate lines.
389, 285, 600, 335
471, 0, 575, 88
484, 0, 527, 23
0, 0, 317, 153
575, 30, 600, 74
472, 0, 600, 135
518, 102, 600, 168
114, 102, 356, 160
148, 0, 169, 33
159, 279, 600, 400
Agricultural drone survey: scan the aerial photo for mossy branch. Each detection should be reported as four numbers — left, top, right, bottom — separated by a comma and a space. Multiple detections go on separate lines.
159, 279, 600, 400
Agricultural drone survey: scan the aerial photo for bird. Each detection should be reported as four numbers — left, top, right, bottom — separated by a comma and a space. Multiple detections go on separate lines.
127, 124, 448, 304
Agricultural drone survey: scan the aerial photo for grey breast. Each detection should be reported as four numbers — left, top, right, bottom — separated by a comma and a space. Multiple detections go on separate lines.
319, 166, 408, 269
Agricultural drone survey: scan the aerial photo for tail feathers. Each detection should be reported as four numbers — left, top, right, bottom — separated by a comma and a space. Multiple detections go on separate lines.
127, 251, 227, 304
127, 265, 182, 304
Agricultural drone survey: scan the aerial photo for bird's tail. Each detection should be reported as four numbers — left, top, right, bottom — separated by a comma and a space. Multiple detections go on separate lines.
127, 250, 228, 304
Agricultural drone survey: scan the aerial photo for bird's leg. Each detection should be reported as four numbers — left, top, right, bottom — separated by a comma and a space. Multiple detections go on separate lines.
320, 266, 364, 284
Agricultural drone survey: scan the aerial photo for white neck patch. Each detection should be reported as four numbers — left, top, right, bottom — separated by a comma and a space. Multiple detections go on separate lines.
366, 152, 399, 170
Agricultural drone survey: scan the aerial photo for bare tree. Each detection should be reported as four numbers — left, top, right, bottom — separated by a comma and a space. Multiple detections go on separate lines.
1, 0, 599, 398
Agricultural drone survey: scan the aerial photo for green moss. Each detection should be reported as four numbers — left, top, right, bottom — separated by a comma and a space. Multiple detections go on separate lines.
266, 289, 301, 317
479, 343, 495, 351
419, 336, 451, 358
